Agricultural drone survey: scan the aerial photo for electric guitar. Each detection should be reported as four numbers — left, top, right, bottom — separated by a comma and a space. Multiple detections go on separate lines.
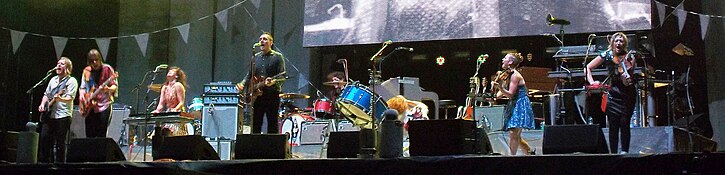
40, 89, 66, 122
240, 72, 286, 105
80, 72, 118, 117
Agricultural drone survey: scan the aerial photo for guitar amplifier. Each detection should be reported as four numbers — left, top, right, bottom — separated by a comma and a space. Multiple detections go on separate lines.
203, 81, 238, 95
202, 106, 240, 140
202, 95, 239, 106
300, 122, 328, 145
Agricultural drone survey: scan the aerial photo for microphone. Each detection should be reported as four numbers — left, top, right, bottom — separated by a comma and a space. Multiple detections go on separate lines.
395, 47, 414, 52
588, 34, 597, 38
546, 14, 570, 25
47, 67, 58, 74
252, 42, 262, 48
382, 109, 399, 121
384, 40, 392, 45
153, 64, 168, 73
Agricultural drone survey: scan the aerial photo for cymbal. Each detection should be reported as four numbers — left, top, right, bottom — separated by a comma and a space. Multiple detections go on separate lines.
323, 81, 347, 86
654, 82, 670, 88
147, 84, 163, 92
279, 93, 310, 99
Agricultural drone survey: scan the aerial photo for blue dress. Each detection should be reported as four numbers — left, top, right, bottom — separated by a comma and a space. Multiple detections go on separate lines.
503, 85, 535, 130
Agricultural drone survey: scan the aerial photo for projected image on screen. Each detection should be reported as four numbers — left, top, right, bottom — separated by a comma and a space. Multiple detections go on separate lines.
303, 0, 651, 47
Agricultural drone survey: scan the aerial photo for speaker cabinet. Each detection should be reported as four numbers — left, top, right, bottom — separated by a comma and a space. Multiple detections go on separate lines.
543, 125, 608, 154
300, 122, 328, 145
67, 138, 125, 162
202, 106, 240, 139
326, 131, 360, 158
235, 134, 288, 159
154, 135, 220, 160
408, 119, 478, 156
208, 139, 234, 160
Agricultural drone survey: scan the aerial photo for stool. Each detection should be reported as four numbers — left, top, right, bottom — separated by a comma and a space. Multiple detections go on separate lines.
438, 100, 457, 119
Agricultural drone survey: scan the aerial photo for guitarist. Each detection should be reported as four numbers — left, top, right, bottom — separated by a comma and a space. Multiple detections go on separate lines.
37, 57, 78, 163
585, 32, 637, 154
236, 32, 286, 134
79, 49, 118, 138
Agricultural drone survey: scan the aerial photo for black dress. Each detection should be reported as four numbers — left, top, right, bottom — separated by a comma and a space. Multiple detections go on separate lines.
601, 50, 636, 153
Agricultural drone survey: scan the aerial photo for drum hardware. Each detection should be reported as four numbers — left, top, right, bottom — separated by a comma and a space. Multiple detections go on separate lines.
279, 93, 310, 99
322, 81, 347, 87
147, 83, 163, 93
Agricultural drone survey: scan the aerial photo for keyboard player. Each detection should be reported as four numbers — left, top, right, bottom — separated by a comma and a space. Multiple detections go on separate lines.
151, 66, 191, 136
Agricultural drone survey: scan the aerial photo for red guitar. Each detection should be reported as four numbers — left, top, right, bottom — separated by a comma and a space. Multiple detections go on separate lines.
80, 72, 118, 117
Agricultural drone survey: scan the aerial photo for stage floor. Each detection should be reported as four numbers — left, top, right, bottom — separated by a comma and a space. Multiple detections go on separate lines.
2, 152, 724, 174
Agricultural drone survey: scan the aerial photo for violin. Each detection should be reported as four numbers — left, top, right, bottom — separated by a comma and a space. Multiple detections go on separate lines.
491, 69, 512, 96
615, 50, 636, 86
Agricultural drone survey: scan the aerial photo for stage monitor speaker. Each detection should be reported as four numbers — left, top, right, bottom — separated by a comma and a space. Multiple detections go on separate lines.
326, 131, 360, 158
155, 135, 220, 160
543, 125, 608, 154
202, 106, 239, 140
408, 119, 478, 156
67, 138, 126, 162
475, 105, 505, 132
235, 134, 288, 159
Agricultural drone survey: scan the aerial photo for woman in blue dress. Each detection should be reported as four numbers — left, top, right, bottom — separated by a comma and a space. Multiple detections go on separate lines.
493, 53, 535, 155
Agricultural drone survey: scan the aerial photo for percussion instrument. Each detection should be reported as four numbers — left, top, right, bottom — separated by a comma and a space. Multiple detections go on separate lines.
313, 98, 335, 119
336, 83, 389, 128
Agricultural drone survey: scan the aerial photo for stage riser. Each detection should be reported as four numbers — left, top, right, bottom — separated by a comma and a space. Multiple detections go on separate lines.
488, 126, 716, 155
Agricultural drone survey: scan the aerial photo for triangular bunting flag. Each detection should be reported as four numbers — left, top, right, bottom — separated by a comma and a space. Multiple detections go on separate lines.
215, 9, 229, 31
10, 30, 27, 54
135, 33, 149, 57
251, 0, 261, 10
676, 4, 686, 34
699, 14, 709, 40
52, 36, 68, 60
178, 23, 190, 43
656, 1, 666, 27
95, 38, 111, 61
298, 74, 308, 90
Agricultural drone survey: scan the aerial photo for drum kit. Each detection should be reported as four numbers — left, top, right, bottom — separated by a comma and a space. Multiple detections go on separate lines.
277, 80, 390, 145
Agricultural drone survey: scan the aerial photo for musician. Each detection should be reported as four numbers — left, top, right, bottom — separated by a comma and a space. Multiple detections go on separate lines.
325, 71, 346, 100
492, 53, 535, 155
152, 66, 187, 113
585, 32, 637, 154
237, 32, 286, 134
37, 57, 78, 163
79, 49, 117, 138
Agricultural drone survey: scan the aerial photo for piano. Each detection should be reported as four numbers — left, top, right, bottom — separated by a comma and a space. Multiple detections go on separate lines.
548, 67, 643, 78
373, 77, 440, 119
123, 112, 196, 126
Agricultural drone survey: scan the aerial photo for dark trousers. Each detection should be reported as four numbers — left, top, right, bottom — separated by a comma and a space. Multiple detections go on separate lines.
607, 113, 631, 153
252, 90, 281, 134
85, 108, 112, 137
39, 117, 71, 163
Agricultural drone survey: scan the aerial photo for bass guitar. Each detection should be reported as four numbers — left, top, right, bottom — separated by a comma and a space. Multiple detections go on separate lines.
80, 72, 118, 117
40, 89, 66, 122
240, 71, 286, 105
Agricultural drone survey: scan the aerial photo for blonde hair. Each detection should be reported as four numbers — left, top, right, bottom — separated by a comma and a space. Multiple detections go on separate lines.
386, 95, 408, 115
506, 52, 523, 68
608, 32, 629, 52
59, 57, 73, 75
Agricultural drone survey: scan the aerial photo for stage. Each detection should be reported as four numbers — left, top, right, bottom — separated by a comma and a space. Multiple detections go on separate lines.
2, 153, 724, 174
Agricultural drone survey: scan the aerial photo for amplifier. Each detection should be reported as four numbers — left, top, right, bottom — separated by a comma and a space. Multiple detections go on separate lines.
203, 81, 238, 95
207, 139, 234, 160
337, 120, 360, 131
203, 95, 239, 106
300, 122, 329, 145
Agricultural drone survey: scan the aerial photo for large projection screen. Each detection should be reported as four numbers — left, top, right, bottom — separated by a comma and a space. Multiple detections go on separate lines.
304, 0, 651, 47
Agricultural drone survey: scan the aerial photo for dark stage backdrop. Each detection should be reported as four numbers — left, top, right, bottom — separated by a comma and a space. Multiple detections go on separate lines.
303, 0, 652, 47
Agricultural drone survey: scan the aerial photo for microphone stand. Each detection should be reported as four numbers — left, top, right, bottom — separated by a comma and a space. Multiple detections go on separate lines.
364, 42, 391, 158
141, 70, 160, 161
26, 72, 54, 128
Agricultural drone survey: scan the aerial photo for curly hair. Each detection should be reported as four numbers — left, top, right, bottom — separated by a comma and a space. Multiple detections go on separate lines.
506, 52, 524, 68
169, 66, 187, 88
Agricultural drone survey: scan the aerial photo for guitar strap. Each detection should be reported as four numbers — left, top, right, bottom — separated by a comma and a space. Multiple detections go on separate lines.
49, 76, 70, 99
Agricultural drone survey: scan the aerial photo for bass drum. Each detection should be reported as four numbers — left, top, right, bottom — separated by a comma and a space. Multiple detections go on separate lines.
336, 83, 388, 128
280, 113, 313, 146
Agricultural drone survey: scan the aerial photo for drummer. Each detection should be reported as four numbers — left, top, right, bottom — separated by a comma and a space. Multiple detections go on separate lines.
325, 71, 347, 100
